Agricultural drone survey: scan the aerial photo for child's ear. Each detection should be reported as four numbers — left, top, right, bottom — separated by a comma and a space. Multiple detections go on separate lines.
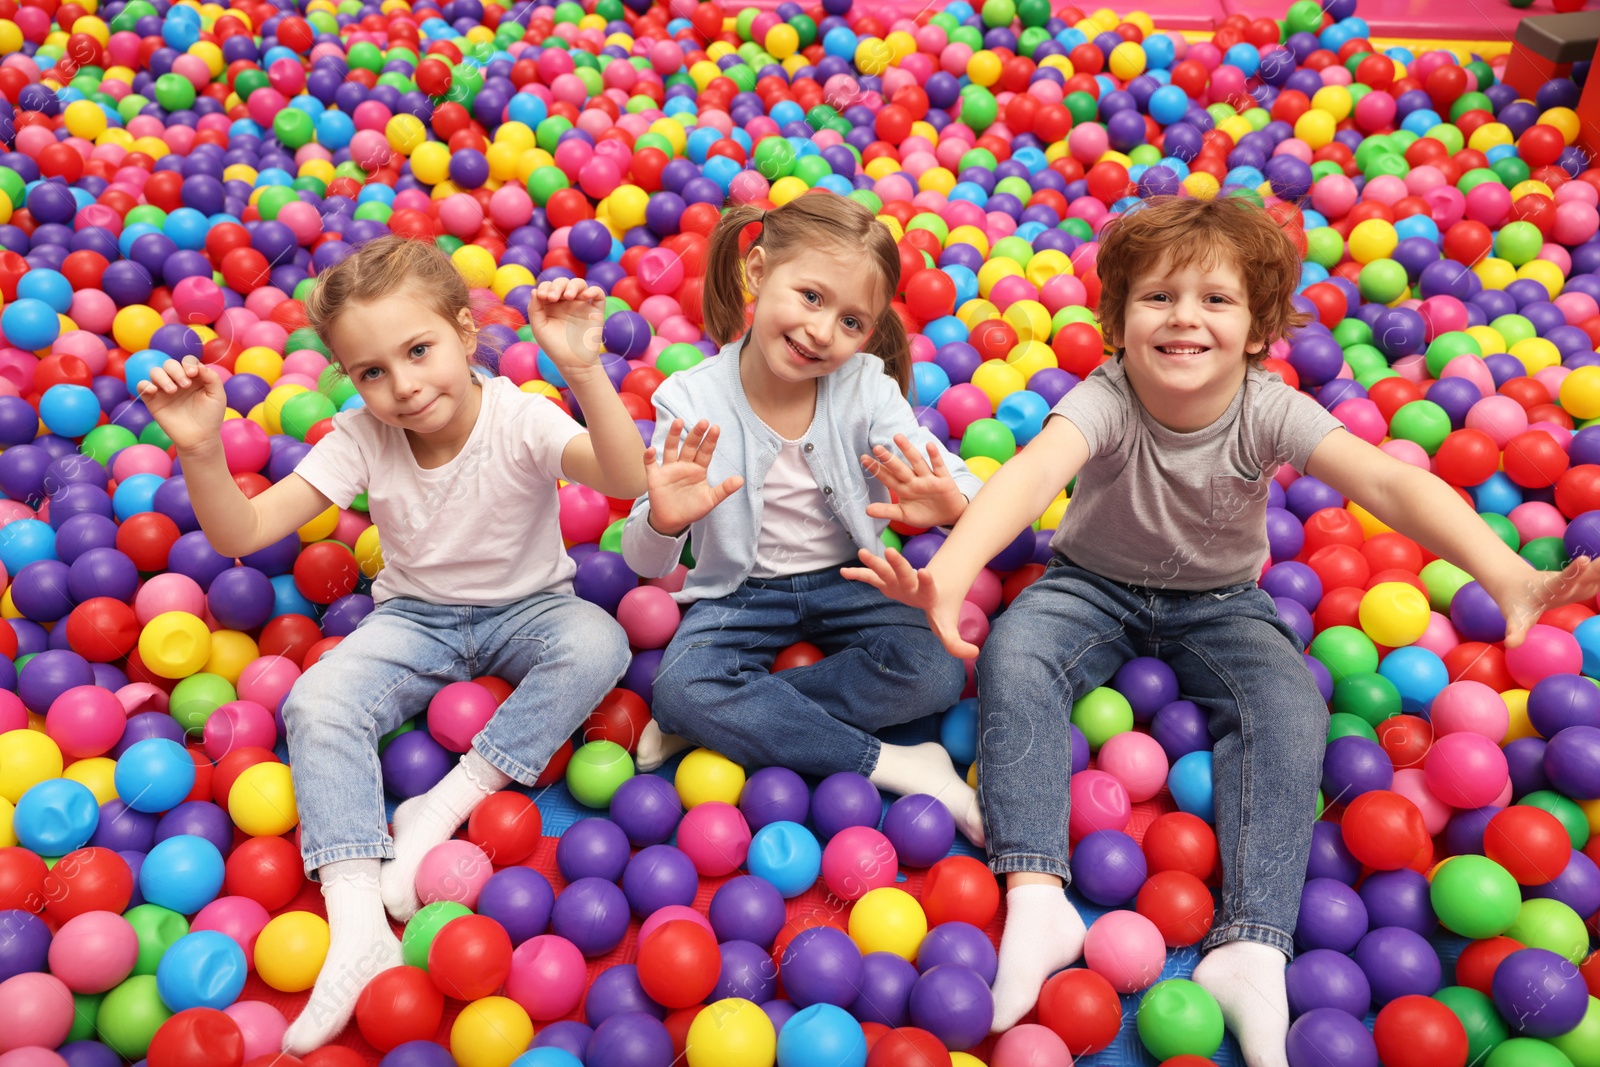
457, 308, 478, 354
744, 246, 768, 298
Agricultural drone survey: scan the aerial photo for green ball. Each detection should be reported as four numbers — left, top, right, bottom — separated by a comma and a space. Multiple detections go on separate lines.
1521, 537, 1570, 572
1483, 512, 1521, 551
255, 186, 298, 221
70, 992, 104, 1043
753, 136, 796, 180
125, 904, 189, 976
1435, 986, 1511, 1067
657, 343, 705, 376
96, 975, 172, 1060
1549, 997, 1600, 1067
402, 901, 473, 969
1308, 625, 1379, 683
1495, 221, 1545, 267
1341, 344, 1387, 381
80, 424, 138, 467
280, 391, 338, 440
1332, 318, 1373, 348
1424, 331, 1483, 377
272, 108, 315, 150
0, 166, 24, 210
1136, 979, 1225, 1061
153, 72, 195, 111
526, 166, 570, 207
1330, 672, 1401, 727
1306, 227, 1345, 269
168, 673, 237, 737
1517, 791, 1591, 850
139, 420, 173, 451
1070, 687, 1133, 752
600, 518, 626, 555
347, 40, 384, 71
960, 87, 998, 132
1389, 400, 1452, 455
1327, 712, 1379, 743
981, 0, 1016, 27
1285, 0, 1324, 33
1064, 91, 1099, 125
1357, 259, 1410, 304
1421, 559, 1473, 612
1503, 898, 1591, 964
791, 155, 832, 188
1430, 854, 1522, 937
567, 740, 635, 808
960, 418, 1017, 463
1486, 1038, 1577, 1067
320, 366, 357, 408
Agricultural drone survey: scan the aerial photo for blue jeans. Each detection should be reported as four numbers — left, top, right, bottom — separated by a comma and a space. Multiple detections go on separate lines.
975, 557, 1326, 958
284, 593, 630, 874
651, 568, 968, 777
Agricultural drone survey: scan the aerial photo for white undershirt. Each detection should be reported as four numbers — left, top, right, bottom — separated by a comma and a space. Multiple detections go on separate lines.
750, 437, 858, 578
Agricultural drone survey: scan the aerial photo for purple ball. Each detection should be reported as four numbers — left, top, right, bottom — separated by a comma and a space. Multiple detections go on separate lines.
1286, 1007, 1378, 1067
1525, 849, 1600, 919
762, 999, 798, 1032
1306, 821, 1363, 884
532, 1021, 594, 1059
553, 877, 632, 957
111, 712, 185, 758
0, 909, 50, 981
90, 799, 158, 853
379, 730, 453, 799
609, 775, 683, 847
621, 844, 699, 917
1543, 725, 1600, 799
709, 876, 786, 948
1505, 738, 1550, 799
585, 964, 665, 1026
1357, 869, 1436, 937
780, 926, 864, 1008
18, 648, 94, 714
320, 593, 373, 638
1450, 581, 1506, 644
1442, 805, 1501, 857
1275, 598, 1315, 647
622, 649, 663, 707
1321, 736, 1395, 801
915, 921, 997, 984
714, 938, 777, 1003
908, 964, 993, 1051
1296, 877, 1370, 953
811, 772, 881, 839
57, 1041, 121, 1067
1285, 948, 1372, 1018
67, 547, 139, 603
586, 1011, 673, 1067
1151, 699, 1210, 761
154, 802, 234, 858
1069, 830, 1146, 907
206, 566, 275, 631
556, 817, 632, 884
166, 530, 233, 591
476, 866, 554, 946
881, 794, 955, 868
11, 560, 73, 622
1261, 561, 1324, 611
575, 551, 637, 614
1111, 656, 1179, 721
1353, 927, 1441, 1005
850, 951, 918, 1027
1492, 948, 1590, 1038
602, 311, 651, 361
378, 1041, 456, 1067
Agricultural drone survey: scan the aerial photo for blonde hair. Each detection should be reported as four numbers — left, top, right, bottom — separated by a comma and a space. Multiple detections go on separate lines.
1094, 195, 1310, 362
703, 192, 910, 393
305, 235, 478, 368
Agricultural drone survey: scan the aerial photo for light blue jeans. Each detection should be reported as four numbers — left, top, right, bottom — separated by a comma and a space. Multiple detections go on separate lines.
975, 557, 1327, 957
284, 593, 630, 875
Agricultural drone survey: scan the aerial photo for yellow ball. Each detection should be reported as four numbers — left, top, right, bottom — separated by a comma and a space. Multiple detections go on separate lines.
976, 257, 1023, 298
1560, 366, 1600, 420
1025, 249, 1071, 287
1007, 340, 1057, 382
63, 99, 108, 140
848, 886, 928, 960
1108, 41, 1145, 80
1474, 257, 1517, 291
355, 524, 384, 578
1580, 796, 1600, 836
113, 305, 164, 352
686, 999, 776, 1067
676, 748, 746, 808
450, 997, 535, 1067
918, 166, 956, 196
234, 346, 283, 382
970, 360, 1025, 408
0, 796, 14, 848
63, 757, 118, 805
769, 176, 809, 205
1468, 122, 1513, 153
607, 185, 649, 231
1003, 299, 1051, 344
765, 23, 798, 59
1310, 85, 1353, 121
1348, 218, 1399, 264
946, 224, 989, 256
1502, 689, 1538, 744
410, 141, 451, 185
1538, 107, 1580, 144
1294, 109, 1335, 149
1040, 492, 1068, 530
0, 729, 64, 804
262, 384, 308, 435
452, 244, 497, 290
1358, 582, 1431, 647
298, 505, 339, 543
966, 455, 1002, 481
137, 612, 213, 679
1182, 172, 1220, 200
966, 49, 1002, 87
1517, 259, 1565, 299
254, 912, 330, 993
229, 761, 299, 837
385, 114, 427, 156
1510, 337, 1562, 375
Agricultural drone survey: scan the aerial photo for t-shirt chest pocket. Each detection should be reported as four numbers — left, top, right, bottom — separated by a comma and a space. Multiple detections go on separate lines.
1210, 473, 1263, 522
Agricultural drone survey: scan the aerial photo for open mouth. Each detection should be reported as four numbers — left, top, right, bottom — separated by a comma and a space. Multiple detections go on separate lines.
785, 335, 823, 363
1156, 345, 1209, 356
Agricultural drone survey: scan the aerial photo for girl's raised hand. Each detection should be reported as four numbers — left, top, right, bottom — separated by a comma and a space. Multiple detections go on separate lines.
643, 418, 745, 536
528, 278, 606, 377
862, 433, 968, 529
842, 547, 979, 659
1496, 555, 1600, 649
136, 356, 227, 452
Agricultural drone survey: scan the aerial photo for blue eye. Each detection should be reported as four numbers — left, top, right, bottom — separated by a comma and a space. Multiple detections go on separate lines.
842, 317, 861, 331
410, 343, 429, 358
803, 290, 820, 304
361, 367, 382, 381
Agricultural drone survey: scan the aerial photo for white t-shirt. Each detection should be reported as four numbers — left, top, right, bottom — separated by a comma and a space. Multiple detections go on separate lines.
751, 438, 857, 578
295, 375, 586, 605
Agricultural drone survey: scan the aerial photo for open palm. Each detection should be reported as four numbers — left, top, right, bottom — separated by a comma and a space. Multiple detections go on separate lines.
137, 357, 227, 451
643, 419, 744, 536
528, 278, 605, 377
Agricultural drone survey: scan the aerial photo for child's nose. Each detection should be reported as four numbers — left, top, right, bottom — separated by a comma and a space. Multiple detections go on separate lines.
807, 316, 834, 347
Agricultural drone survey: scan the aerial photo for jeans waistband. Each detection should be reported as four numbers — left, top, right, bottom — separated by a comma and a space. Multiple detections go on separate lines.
1054, 555, 1256, 600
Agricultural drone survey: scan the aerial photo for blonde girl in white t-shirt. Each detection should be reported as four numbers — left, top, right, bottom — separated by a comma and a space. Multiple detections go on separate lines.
137, 235, 646, 1055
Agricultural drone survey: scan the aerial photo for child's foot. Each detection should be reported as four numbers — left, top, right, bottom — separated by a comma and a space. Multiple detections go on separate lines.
990, 883, 1088, 1031
635, 720, 692, 772
1192, 940, 1291, 1067
381, 751, 512, 922
869, 741, 985, 846
283, 861, 402, 1056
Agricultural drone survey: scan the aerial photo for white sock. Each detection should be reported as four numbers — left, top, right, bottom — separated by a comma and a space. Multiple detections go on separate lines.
989, 883, 1088, 1032
869, 741, 984, 846
635, 720, 692, 773
381, 749, 512, 921
282, 860, 402, 1056
1192, 940, 1291, 1067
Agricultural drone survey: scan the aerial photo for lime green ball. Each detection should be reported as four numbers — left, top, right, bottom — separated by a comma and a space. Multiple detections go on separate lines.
600, 518, 626, 555
1070, 687, 1133, 752
982, 0, 1016, 26
1330, 672, 1402, 727
526, 166, 570, 206
753, 136, 796, 180
255, 186, 298, 221
567, 740, 635, 808
960, 418, 1017, 463
961, 87, 998, 132
1486, 1038, 1578, 1067
1389, 400, 1452, 455
1549, 997, 1600, 1067
286, 327, 330, 360
1518, 791, 1591, 850
1357, 259, 1410, 304
167, 673, 236, 736
1424, 331, 1482, 376
1327, 712, 1380, 743
1137, 979, 1225, 1061
1306, 227, 1345, 269
347, 40, 384, 71
153, 72, 195, 111
272, 108, 315, 150
96, 976, 172, 1061
1504, 898, 1591, 964
1491, 314, 1537, 348
124, 206, 167, 231
1435, 986, 1511, 1067
1430, 855, 1523, 937
1309, 625, 1379, 683
1495, 221, 1544, 267
657, 343, 705, 376
80, 424, 138, 467
378, 718, 416, 754
1421, 559, 1474, 612
402, 901, 473, 969
280, 391, 338, 440
125, 903, 188, 976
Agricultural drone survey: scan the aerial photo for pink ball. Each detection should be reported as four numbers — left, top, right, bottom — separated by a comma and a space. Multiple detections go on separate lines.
1379, 439, 1432, 470
821, 825, 899, 901
44, 684, 127, 759
506, 935, 588, 1020
1068, 769, 1131, 841
638, 904, 714, 943
1393, 768, 1452, 835
579, 157, 622, 199
219, 416, 270, 474
616, 586, 680, 650
991, 1023, 1073, 1067
1508, 501, 1567, 544
1423, 730, 1508, 809
1333, 397, 1387, 445
134, 573, 205, 624
490, 186, 534, 231
1553, 201, 1600, 246
236, 655, 302, 712
0, 1050, 67, 1067
1505, 623, 1583, 689
676, 800, 751, 877
0, 974, 74, 1052
1083, 910, 1166, 993
1412, 612, 1460, 659
0, 691, 25, 734
1440, 352, 1494, 397
988, 276, 1038, 312
426, 680, 500, 754
276, 201, 323, 246
202, 699, 278, 760
280, 351, 327, 380
52, 331, 108, 375
224, 1000, 287, 1061
637, 247, 686, 295
1312, 174, 1358, 218
1428, 680, 1508, 741
1464, 182, 1511, 227
111, 443, 172, 481
1420, 296, 1469, 339
69, 289, 115, 335
1095, 731, 1169, 803
47, 912, 138, 994
558, 482, 611, 544
936, 383, 993, 439
1465, 395, 1529, 447
192, 896, 272, 963
416, 840, 494, 909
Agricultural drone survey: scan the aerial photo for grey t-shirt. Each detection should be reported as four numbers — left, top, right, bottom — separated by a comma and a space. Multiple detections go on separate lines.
1048, 359, 1343, 591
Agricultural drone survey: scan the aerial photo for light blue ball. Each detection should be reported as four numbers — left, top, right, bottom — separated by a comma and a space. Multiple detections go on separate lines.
747, 821, 822, 898
114, 737, 197, 814
156, 930, 248, 1010
140, 834, 226, 915
939, 697, 978, 766
777, 1003, 866, 1067
39, 384, 102, 439
13, 777, 99, 855
1377, 646, 1449, 716
1169, 750, 1215, 823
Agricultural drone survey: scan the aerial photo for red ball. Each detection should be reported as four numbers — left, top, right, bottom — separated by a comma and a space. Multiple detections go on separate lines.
905, 269, 956, 322
773, 641, 825, 672
1434, 429, 1501, 487
65, 597, 139, 662
428, 915, 513, 1001
1443, 220, 1493, 265
1376, 714, 1433, 769
148, 1008, 245, 1067
1037, 967, 1122, 1056
224, 834, 306, 912
40, 846, 134, 923
1141, 812, 1219, 882
301, 1049, 365, 1067
1501, 429, 1570, 488
1444, 641, 1514, 690
116, 511, 181, 571
220, 247, 272, 292
292, 540, 360, 604
1135, 870, 1215, 946
0, 846, 47, 912
258, 614, 324, 666
638, 919, 721, 1008
919, 855, 1001, 928
1051, 320, 1107, 378
465, 790, 542, 866
1306, 544, 1370, 593
1340, 789, 1429, 871
1361, 533, 1424, 575
1373, 995, 1468, 1067
866, 1028, 952, 1067
1517, 124, 1567, 170
970, 319, 1018, 362
583, 688, 652, 753
1302, 507, 1365, 556
1483, 806, 1572, 885
1454, 936, 1524, 996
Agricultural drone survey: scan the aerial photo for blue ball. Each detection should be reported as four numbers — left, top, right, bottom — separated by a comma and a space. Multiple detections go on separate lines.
747, 821, 822, 898
13, 778, 99, 855
140, 834, 226, 915
16, 269, 74, 313
996, 390, 1050, 446
1377, 646, 1449, 715
1169, 750, 1215, 823
156, 930, 248, 1010
939, 697, 978, 766
911, 362, 951, 408
777, 1003, 866, 1067
1, 298, 61, 350
39, 385, 102, 438
511, 1050, 585, 1067
114, 737, 197, 814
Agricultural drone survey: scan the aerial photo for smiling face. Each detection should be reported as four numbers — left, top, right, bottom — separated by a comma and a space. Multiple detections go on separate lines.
326, 287, 482, 457
1112, 253, 1262, 431
742, 243, 887, 391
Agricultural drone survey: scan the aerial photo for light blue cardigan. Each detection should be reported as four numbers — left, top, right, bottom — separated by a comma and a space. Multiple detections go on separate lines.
621, 339, 983, 605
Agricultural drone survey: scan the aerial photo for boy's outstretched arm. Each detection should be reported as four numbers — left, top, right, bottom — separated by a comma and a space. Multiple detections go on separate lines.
1305, 428, 1600, 647
845, 415, 1090, 658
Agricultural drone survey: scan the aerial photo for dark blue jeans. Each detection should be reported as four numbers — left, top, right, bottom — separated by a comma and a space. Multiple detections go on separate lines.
975, 557, 1326, 957
651, 568, 968, 777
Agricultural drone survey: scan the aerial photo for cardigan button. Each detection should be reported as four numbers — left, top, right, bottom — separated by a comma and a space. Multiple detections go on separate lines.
823, 487, 833, 495
803, 443, 814, 452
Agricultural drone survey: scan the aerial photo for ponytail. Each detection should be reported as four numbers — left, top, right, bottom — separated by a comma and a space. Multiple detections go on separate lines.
871, 305, 912, 395
702, 203, 766, 346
